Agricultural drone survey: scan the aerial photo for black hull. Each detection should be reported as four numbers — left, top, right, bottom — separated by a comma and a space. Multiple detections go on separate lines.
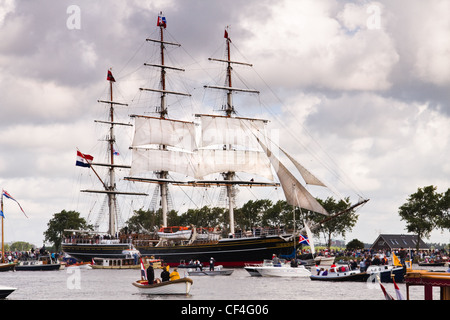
136, 235, 296, 267
61, 242, 133, 262
0, 263, 16, 272
15, 264, 61, 271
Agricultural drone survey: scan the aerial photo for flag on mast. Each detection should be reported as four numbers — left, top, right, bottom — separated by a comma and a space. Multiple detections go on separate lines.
157, 14, 167, 28
2, 190, 28, 218
107, 70, 115, 82
76, 150, 94, 168
140, 258, 147, 281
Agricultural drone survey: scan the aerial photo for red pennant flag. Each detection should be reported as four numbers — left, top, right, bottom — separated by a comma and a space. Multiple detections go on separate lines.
107, 70, 115, 82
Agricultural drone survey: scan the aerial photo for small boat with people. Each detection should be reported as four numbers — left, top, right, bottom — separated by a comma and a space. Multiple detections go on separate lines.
0, 285, 16, 299
132, 278, 194, 295
132, 259, 193, 295
310, 260, 407, 282
187, 265, 234, 276
15, 255, 62, 271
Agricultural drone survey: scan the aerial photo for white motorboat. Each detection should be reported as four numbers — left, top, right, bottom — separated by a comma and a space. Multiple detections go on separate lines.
187, 265, 234, 276
132, 278, 193, 295
249, 259, 311, 278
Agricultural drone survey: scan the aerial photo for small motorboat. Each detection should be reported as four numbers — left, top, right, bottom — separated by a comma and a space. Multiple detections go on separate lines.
244, 263, 263, 277
249, 259, 311, 278
310, 264, 406, 282
132, 278, 193, 295
15, 255, 62, 271
187, 265, 234, 276
310, 268, 369, 282
0, 285, 16, 299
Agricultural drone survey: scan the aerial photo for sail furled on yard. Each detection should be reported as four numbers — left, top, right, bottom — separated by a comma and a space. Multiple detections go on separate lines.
258, 140, 329, 216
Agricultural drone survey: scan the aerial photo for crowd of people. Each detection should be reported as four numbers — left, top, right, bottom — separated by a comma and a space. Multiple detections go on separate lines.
1, 247, 60, 263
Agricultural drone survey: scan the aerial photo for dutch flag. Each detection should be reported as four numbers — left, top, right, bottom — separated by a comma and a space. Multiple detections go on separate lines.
76, 151, 93, 168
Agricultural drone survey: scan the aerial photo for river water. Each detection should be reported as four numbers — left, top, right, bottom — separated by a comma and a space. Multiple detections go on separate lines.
1, 265, 446, 302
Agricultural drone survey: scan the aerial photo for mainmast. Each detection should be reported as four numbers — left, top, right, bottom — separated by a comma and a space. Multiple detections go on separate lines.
135, 13, 191, 227
81, 70, 146, 235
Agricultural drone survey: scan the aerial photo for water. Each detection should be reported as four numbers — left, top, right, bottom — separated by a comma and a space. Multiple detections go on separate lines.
1, 266, 446, 301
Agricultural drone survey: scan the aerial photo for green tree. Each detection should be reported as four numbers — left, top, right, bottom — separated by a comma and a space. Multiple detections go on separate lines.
398, 185, 446, 251
44, 210, 92, 251
313, 197, 358, 249
9, 241, 34, 252
436, 188, 450, 231
346, 238, 364, 251
234, 199, 272, 230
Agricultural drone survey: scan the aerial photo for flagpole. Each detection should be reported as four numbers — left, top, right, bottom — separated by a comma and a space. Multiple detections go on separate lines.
1, 192, 4, 263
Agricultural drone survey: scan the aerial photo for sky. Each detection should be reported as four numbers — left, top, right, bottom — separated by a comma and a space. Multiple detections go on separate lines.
0, 0, 449, 247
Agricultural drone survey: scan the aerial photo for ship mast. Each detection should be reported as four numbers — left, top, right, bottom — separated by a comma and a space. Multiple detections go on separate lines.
81, 70, 146, 235
204, 27, 260, 236
138, 13, 191, 227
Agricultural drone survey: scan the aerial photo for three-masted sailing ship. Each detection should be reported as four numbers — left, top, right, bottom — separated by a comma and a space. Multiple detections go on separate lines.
62, 13, 368, 266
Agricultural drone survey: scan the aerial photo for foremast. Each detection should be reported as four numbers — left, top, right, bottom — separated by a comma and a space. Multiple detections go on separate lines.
81, 70, 146, 235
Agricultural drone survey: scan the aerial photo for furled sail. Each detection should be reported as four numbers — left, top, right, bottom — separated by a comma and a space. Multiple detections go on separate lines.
132, 115, 197, 151
258, 140, 329, 216
196, 149, 274, 181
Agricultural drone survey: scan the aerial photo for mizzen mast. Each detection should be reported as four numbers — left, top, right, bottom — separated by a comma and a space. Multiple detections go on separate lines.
203, 27, 260, 236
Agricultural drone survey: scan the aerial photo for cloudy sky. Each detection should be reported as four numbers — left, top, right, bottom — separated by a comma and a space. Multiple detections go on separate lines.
0, 0, 449, 247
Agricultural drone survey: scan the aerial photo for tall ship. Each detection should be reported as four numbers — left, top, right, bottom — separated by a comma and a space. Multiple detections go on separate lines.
63, 13, 368, 266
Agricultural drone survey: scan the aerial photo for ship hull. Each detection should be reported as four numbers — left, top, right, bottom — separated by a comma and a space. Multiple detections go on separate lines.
61, 242, 134, 262
135, 234, 296, 267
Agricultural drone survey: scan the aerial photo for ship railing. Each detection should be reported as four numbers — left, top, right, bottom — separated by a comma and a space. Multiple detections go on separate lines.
62, 237, 133, 245
233, 227, 286, 239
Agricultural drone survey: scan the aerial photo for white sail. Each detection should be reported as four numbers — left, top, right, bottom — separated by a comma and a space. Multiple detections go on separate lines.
196, 149, 274, 181
258, 140, 329, 216
279, 147, 327, 187
130, 148, 198, 179
132, 116, 197, 151
198, 114, 267, 150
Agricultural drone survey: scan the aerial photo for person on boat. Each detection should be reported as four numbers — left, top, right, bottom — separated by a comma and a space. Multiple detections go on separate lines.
161, 265, 170, 282
195, 259, 203, 271
209, 257, 215, 271
146, 263, 155, 284
272, 254, 281, 267
170, 267, 180, 281
372, 255, 381, 265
